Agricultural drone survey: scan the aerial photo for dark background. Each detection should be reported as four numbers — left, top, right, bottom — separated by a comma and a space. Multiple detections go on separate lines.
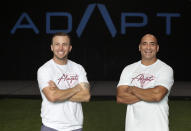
1, 0, 191, 81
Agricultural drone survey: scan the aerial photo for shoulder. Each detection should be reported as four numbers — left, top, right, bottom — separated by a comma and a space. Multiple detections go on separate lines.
157, 59, 173, 72
122, 61, 140, 72
68, 60, 84, 69
68, 60, 87, 75
37, 59, 53, 74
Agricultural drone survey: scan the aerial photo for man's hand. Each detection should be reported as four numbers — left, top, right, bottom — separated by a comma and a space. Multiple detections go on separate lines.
117, 85, 140, 104
48, 80, 58, 90
125, 86, 134, 93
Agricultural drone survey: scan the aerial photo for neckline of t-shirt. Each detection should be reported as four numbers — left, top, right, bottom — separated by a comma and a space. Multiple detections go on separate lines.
51, 59, 69, 67
140, 59, 159, 68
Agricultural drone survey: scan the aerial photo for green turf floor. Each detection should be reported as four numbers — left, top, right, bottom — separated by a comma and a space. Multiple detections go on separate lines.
0, 98, 190, 131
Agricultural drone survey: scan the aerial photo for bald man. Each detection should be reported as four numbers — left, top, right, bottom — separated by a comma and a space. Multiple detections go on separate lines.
117, 34, 174, 131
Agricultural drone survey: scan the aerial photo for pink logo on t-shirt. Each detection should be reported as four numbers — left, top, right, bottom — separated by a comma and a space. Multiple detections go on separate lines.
57, 74, 78, 86
131, 73, 154, 88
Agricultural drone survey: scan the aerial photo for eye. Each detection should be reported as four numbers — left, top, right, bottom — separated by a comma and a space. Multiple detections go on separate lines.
54, 43, 59, 45
150, 42, 156, 46
142, 42, 147, 45
63, 43, 69, 46
152, 43, 157, 46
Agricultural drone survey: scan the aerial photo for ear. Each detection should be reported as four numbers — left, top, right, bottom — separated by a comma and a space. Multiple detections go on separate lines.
157, 45, 159, 52
139, 44, 141, 51
51, 44, 53, 52
69, 45, 72, 52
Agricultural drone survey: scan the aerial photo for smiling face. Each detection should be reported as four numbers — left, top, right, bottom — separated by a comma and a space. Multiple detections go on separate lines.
139, 34, 159, 65
51, 35, 72, 65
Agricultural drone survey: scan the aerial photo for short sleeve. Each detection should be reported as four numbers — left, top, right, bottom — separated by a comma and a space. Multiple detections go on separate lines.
155, 66, 174, 91
117, 66, 132, 87
37, 67, 52, 91
77, 65, 89, 83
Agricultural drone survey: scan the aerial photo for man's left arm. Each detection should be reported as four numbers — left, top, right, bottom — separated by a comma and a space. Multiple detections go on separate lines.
69, 82, 90, 102
130, 85, 168, 102
69, 65, 91, 102
131, 64, 174, 102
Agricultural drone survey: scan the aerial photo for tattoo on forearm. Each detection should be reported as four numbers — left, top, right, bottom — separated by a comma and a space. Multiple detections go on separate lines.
84, 83, 89, 88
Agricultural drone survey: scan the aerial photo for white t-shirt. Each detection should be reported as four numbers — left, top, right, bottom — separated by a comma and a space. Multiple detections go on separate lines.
37, 59, 89, 131
117, 59, 174, 131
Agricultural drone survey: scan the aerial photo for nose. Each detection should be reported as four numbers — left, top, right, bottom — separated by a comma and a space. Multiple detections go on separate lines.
59, 44, 64, 50
146, 44, 151, 49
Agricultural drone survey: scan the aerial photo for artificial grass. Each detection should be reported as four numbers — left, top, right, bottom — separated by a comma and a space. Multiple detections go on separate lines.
0, 98, 190, 131
169, 100, 191, 131
0, 98, 41, 131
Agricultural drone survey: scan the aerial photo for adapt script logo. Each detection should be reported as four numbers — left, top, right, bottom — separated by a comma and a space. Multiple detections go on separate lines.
131, 73, 154, 88
11, 3, 180, 37
57, 74, 78, 87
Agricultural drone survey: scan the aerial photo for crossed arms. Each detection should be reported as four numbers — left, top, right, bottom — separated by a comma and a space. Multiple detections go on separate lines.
42, 80, 167, 104
42, 81, 90, 103
117, 85, 168, 104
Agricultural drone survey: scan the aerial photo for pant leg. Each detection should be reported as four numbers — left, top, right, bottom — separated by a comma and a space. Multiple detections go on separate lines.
72, 128, 83, 131
41, 124, 58, 131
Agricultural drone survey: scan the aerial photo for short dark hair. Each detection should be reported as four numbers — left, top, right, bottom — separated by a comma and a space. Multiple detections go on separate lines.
51, 32, 71, 45
140, 33, 158, 45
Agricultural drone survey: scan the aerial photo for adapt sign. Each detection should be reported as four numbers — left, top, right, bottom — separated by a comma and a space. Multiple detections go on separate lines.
11, 3, 181, 37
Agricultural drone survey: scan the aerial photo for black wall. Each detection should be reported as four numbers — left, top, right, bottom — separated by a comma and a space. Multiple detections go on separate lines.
1, 0, 191, 81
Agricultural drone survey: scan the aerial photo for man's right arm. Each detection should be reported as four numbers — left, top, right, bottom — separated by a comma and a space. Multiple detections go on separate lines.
117, 85, 141, 104
42, 81, 82, 102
